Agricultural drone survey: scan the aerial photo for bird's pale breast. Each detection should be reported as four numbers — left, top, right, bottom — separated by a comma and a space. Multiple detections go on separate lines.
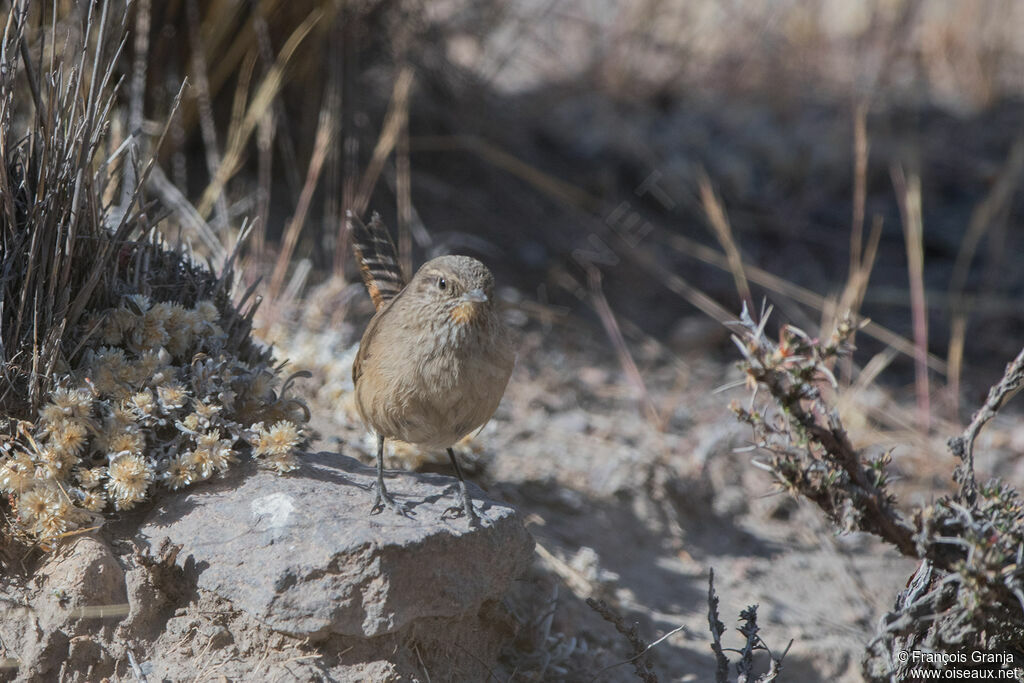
354, 304, 514, 449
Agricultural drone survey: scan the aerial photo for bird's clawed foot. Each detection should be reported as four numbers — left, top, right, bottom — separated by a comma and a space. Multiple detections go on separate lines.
370, 482, 415, 518
441, 485, 481, 527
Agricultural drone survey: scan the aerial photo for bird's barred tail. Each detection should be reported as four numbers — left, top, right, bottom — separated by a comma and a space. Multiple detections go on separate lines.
348, 211, 406, 310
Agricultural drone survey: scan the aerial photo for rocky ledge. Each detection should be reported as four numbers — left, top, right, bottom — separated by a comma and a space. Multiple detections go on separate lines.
7, 451, 533, 681
138, 451, 535, 641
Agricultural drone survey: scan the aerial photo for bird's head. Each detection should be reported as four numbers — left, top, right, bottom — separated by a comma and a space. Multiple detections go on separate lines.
409, 255, 497, 329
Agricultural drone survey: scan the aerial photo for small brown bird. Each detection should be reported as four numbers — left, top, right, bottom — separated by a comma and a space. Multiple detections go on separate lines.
349, 213, 514, 523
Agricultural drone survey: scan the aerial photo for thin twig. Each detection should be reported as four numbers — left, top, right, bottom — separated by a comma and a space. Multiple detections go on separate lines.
269, 99, 335, 300
185, 0, 229, 228
586, 266, 661, 427
948, 345, 1024, 503
126, 648, 148, 683
352, 64, 415, 216
892, 165, 930, 432
707, 570, 731, 683
850, 101, 869, 280
413, 644, 432, 683
699, 171, 751, 310
12, 0, 46, 134
585, 598, 658, 683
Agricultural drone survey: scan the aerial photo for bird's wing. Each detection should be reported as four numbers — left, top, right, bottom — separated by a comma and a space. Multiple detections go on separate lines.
351, 308, 379, 386
351, 287, 405, 386
348, 211, 406, 311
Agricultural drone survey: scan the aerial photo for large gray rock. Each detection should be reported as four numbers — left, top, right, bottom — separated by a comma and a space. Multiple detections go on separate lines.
138, 451, 534, 641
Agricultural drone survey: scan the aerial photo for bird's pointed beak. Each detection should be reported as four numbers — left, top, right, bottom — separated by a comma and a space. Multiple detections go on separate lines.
461, 288, 488, 303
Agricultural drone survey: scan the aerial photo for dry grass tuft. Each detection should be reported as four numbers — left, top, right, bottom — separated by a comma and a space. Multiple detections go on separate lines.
0, 1, 308, 554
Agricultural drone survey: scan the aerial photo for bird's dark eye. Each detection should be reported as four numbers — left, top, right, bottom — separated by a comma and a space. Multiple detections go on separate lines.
437, 277, 447, 290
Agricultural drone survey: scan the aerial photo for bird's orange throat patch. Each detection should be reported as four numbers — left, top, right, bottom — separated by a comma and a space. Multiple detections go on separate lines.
450, 302, 478, 325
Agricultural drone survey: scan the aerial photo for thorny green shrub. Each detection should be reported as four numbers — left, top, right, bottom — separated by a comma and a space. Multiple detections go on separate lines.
730, 305, 1024, 680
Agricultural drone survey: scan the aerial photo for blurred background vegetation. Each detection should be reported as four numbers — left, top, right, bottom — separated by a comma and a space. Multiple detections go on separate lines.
35, 0, 1017, 420
2, 0, 1022, 530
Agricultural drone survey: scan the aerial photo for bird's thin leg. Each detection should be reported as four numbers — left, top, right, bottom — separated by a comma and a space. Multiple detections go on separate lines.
443, 447, 480, 525
371, 434, 413, 517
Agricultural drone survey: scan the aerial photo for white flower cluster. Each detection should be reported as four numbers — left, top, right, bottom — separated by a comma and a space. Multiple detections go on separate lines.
0, 295, 308, 546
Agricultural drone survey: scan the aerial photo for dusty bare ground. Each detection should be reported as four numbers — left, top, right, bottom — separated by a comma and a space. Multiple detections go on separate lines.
480, 326, 921, 681
3, 305, 1021, 681
305, 314, 950, 681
